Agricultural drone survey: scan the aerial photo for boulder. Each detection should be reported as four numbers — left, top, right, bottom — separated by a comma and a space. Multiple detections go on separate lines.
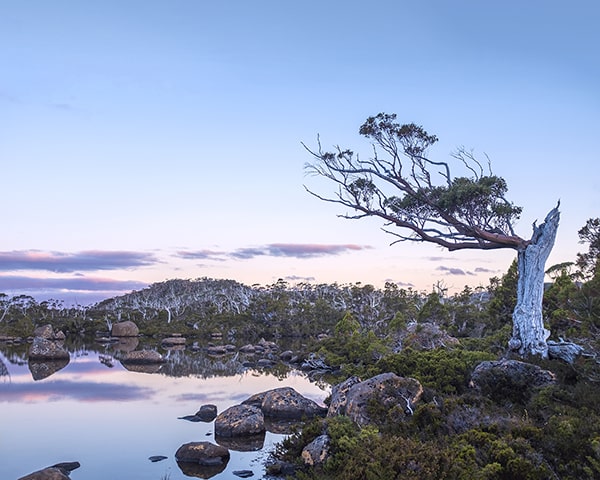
302, 434, 330, 466
33, 324, 54, 339
239, 344, 256, 354
53, 331, 66, 341
327, 376, 362, 417
400, 322, 459, 351
161, 336, 186, 347
28, 337, 70, 361
329, 372, 423, 427
111, 321, 139, 337
18, 467, 70, 480
470, 359, 556, 403
120, 349, 165, 364
175, 441, 230, 465
279, 350, 294, 361
258, 338, 278, 351
18, 462, 80, 480
243, 387, 327, 420
233, 470, 255, 478
196, 404, 218, 422
207, 345, 228, 355
214, 405, 265, 437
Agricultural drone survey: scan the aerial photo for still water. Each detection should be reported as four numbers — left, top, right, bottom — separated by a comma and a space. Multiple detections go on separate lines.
0, 340, 329, 479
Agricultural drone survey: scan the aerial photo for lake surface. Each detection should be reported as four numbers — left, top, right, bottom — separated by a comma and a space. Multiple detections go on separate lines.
0, 340, 329, 479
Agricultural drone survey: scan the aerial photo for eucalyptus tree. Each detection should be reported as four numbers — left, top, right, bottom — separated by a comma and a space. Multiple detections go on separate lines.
576, 218, 600, 280
305, 113, 561, 358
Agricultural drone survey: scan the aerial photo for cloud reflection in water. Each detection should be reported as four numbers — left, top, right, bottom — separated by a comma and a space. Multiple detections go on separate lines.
1, 379, 154, 403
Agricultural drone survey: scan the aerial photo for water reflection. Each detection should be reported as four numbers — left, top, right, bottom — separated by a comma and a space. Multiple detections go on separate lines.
0, 340, 329, 480
177, 459, 228, 479
215, 433, 265, 451
28, 357, 70, 380
120, 361, 164, 374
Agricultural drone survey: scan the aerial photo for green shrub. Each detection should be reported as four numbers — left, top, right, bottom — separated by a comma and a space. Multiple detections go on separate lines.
375, 347, 496, 394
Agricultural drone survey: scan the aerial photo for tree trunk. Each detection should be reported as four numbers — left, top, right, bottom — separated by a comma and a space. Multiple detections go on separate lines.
510, 205, 560, 358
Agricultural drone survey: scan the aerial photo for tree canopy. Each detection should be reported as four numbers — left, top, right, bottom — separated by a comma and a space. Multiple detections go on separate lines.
305, 113, 527, 252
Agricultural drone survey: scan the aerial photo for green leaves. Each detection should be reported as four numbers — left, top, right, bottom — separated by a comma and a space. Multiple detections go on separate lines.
359, 113, 438, 156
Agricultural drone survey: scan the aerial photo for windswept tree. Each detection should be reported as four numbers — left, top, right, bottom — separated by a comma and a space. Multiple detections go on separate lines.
305, 113, 560, 358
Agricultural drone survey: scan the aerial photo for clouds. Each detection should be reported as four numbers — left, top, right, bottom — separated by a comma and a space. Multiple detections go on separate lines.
176, 243, 371, 261
0, 275, 146, 292
0, 244, 372, 304
0, 250, 156, 304
1, 379, 154, 403
0, 250, 158, 273
436, 265, 502, 277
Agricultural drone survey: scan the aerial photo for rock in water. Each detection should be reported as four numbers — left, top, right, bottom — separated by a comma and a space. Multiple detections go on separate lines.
233, 470, 255, 478
111, 320, 139, 337
175, 441, 230, 466
18, 462, 80, 480
243, 387, 327, 419
148, 455, 168, 462
196, 404, 218, 422
120, 349, 165, 364
214, 405, 265, 437
28, 337, 70, 361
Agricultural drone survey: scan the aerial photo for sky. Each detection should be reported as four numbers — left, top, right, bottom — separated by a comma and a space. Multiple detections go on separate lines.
1, 0, 599, 305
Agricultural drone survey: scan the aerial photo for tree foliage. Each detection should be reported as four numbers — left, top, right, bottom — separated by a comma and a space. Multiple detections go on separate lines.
305, 113, 525, 252
576, 218, 600, 280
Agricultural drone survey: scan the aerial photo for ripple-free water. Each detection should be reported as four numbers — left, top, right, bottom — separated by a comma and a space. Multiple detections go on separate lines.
0, 343, 329, 479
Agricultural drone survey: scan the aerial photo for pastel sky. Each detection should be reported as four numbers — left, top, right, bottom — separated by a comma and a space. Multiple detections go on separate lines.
1, 1, 599, 305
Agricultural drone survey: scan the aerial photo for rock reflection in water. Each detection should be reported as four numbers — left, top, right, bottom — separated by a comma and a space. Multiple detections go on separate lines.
215, 432, 266, 452
28, 358, 70, 381
265, 417, 302, 435
176, 459, 228, 478
112, 337, 139, 352
120, 361, 163, 374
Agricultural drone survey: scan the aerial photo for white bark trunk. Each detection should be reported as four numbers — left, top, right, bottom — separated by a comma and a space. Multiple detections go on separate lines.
510, 205, 560, 358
